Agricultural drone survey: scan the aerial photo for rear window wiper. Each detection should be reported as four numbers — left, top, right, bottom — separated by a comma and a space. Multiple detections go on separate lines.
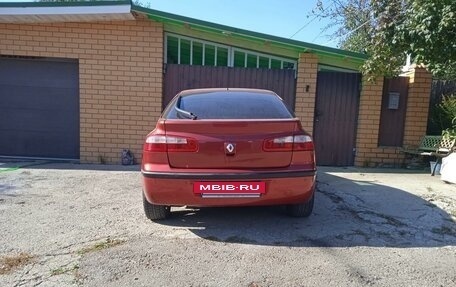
175, 106, 197, 120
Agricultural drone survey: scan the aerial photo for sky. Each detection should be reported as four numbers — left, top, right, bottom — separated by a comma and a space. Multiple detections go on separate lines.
3, 0, 339, 48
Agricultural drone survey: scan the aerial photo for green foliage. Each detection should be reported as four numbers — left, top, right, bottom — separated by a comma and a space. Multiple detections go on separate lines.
364, 0, 456, 81
361, 0, 408, 81
314, 0, 456, 81
77, 238, 125, 255
438, 95, 456, 139
430, 94, 456, 138
404, 1, 456, 80
442, 126, 456, 140
439, 95, 456, 123
314, 0, 373, 53
338, 2, 372, 52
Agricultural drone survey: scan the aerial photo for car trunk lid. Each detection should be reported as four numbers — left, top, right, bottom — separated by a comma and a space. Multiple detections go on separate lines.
164, 119, 298, 169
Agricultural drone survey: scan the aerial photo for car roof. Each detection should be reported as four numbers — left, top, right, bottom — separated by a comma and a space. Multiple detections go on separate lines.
177, 88, 278, 97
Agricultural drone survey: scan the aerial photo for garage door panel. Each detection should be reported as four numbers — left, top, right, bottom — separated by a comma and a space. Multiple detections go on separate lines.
0, 57, 79, 159
0, 58, 78, 88
0, 130, 78, 158
0, 86, 78, 111
0, 108, 77, 132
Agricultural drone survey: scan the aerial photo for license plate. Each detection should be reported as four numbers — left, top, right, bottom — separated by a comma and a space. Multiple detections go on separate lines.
193, 182, 266, 195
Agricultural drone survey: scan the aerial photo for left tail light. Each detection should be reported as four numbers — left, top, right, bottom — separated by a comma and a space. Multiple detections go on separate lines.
263, 135, 314, 152
144, 135, 198, 152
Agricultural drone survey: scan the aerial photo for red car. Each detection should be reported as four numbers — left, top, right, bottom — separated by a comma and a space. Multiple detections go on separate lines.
141, 88, 316, 220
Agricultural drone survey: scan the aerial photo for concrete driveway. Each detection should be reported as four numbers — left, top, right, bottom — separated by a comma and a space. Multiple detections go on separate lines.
0, 162, 455, 286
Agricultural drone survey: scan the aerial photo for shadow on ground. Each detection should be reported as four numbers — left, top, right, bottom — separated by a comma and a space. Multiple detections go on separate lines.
155, 171, 456, 248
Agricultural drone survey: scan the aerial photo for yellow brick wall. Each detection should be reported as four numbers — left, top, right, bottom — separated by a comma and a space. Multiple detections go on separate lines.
354, 66, 432, 167
402, 66, 433, 146
295, 53, 318, 135
0, 19, 433, 167
294, 54, 433, 167
0, 20, 164, 164
354, 77, 385, 166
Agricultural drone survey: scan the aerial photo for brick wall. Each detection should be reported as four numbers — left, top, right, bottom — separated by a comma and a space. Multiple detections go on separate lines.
354, 77, 384, 166
354, 66, 432, 167
0, 19, 433, 167
0, 19, 164, 164
402, 66, 433, 146
295, 53, 318, 135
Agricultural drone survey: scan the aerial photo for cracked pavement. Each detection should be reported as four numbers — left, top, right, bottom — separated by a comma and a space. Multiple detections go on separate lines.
0, 162, 456, 286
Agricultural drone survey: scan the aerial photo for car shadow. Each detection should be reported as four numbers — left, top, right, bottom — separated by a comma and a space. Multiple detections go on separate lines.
155, 170, 456, 248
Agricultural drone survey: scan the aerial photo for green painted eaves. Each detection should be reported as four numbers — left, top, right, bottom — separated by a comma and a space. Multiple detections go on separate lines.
131, 4, 368, 63
0, 1, 130, 8
0, 1, 367, 65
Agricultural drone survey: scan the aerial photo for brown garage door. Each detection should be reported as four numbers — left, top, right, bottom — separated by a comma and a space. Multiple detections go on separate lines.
0, 57, 79, 159
163, 64, 296, 111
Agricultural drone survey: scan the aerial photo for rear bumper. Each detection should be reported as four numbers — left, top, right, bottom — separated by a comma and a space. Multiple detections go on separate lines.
142, 170, 315, 179
142, 170, 316, 207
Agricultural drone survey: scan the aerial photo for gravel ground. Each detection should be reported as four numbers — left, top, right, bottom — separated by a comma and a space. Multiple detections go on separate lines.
0, 161, 455, 287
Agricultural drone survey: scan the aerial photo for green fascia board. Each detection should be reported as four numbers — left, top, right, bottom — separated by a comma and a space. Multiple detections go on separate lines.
0, 1, 130, 8
0, 1, 367, 64
131, 4, 368, 63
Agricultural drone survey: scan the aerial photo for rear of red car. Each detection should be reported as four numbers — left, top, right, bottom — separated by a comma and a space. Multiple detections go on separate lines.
142, 88, 316, 220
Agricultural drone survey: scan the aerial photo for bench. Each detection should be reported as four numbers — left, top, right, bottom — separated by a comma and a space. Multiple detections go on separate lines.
402, 135, 456, 176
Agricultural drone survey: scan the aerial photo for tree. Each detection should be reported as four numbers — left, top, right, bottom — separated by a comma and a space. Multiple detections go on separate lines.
314, 0, 456, 81
313, 0, 373, 53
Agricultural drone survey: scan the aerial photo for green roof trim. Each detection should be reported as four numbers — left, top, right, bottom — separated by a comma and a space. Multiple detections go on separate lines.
0, 1, 130, 8
131, 4, 368, 62
1, 1, 367, 63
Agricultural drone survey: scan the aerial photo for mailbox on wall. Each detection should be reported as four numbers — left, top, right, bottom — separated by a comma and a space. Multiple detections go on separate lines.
378, 77, 409, 147
388, 92, 400, 110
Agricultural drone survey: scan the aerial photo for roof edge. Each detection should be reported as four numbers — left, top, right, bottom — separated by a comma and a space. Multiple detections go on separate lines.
0, 1, 131, 8
131, 4, 368, 61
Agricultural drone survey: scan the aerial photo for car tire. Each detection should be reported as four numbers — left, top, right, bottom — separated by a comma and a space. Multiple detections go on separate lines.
143, 193, 170, 220
286, 194, 314, 217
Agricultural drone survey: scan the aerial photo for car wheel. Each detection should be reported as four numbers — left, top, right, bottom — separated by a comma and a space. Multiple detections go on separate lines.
143, 193, 170, 220
286, 194, 314, 217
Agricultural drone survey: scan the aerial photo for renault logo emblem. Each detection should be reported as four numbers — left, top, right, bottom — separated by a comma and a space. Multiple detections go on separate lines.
225, 143, 236, 155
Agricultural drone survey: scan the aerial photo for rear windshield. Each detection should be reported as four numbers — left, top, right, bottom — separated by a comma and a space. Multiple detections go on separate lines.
165, 91, 293, 119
